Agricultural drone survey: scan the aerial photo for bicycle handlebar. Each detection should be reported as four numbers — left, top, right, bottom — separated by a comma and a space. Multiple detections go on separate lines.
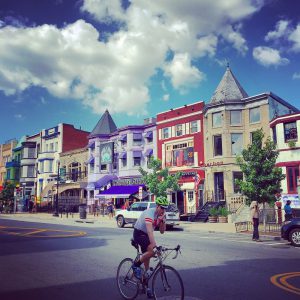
154, 244, 181, 259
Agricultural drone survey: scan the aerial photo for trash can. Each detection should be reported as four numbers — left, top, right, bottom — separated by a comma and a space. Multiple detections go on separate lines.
79, 204, 87, 219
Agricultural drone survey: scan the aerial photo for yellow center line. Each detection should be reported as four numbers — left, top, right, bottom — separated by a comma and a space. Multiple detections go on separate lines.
22, 229, 48, 236
270, 272, 300, 296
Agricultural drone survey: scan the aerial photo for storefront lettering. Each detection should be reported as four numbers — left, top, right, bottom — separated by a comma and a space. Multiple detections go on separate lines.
200, 161, 223, 167
113, 178, 144, 186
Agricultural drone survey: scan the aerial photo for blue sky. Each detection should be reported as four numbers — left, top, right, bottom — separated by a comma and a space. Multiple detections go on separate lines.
1, 0, 300, 144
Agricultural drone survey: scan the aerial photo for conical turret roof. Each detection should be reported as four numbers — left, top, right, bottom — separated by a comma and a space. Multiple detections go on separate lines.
210, 66, 248, 103
89, 110, 117, 138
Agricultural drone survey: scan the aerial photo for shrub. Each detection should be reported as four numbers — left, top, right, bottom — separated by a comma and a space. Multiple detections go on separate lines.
209, 207, 219, 216
218, 207, 229, 217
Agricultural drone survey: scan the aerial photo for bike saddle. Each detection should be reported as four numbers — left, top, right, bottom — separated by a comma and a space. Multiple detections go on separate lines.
131, 239, 139, 250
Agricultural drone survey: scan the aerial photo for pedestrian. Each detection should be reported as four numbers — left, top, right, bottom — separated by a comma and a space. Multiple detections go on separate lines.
284, 200, 293, 221
250, 201, 261, 242
107, 202, 114, 219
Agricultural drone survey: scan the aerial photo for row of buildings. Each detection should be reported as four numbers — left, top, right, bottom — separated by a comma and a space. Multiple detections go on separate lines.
1, 66, 299, 214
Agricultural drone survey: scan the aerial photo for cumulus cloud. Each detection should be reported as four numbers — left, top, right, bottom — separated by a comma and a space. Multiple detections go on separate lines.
293, 72, 300, 79
163, 53, 205, 91
265, 20, 290, 41
288, 24, 300, 52
0, 0, 264, 115
162, 94, 170, 101
253, 46, 289, 67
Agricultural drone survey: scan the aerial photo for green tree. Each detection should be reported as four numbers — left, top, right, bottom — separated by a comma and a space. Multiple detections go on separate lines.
0, 181, 15, 201
139, 158, 181, 199
236, 129, 285, 228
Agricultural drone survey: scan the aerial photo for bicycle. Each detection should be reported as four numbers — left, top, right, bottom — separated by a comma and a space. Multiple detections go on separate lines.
116, 239, 184, 299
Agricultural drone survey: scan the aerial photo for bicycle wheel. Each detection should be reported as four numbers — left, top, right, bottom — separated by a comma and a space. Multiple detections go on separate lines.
152, 265, 184, 300
116, 258, 139, 300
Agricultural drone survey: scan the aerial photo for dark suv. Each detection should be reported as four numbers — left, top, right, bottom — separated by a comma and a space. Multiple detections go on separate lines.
281, 218, 300, 247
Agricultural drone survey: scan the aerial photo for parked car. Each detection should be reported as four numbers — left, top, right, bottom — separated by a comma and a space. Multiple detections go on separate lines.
115, 201, 180, 229
281, 217, 300, 247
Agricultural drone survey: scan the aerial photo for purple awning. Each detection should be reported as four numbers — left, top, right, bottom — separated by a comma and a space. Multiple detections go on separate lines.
95, 174, 118, 188
145, 131, 153, 139
133, 151, 142, 158
88, 141, 95, 148
95, 185, 145, 198
133, 133, 142, 140
119, 152, 127, 159
87, 157, 95, 164
144, 149, 153, 156
120, 134, 127, 142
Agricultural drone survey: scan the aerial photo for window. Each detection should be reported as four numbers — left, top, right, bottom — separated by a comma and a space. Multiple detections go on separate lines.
28, 148, 35, 158
49, 160, 53, 172
40, 161, 44, 173
230, 110, 242, 126
133, 158, 141, 167
249, 107, 260, 123
272, 127, 277, 145
162, 127, 170, 139
176, 124, 183, 136
286, 166, 299, 193
190, 121, 198, 133
100, 164, 107, 171
27, 166, 34, 177
233, 172, 243, 193
213, 135, 222, 156
231, 133, 243, 155
122, 159, 127, 167
212, 112, 222, 128
284, 122, 298, 142
187, 191, 194, 202
49, 143, 54, 152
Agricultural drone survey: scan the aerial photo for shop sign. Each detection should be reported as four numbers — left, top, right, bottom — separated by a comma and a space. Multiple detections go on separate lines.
200, 161, 223, 167
113, 177, 144, 186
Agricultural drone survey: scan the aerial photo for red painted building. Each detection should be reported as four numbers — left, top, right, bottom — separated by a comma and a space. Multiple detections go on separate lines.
156, 101, 205, 215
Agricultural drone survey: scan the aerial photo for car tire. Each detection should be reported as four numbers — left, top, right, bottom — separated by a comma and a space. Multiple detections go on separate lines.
117, 216, 125, 228
289, 228, 300, 247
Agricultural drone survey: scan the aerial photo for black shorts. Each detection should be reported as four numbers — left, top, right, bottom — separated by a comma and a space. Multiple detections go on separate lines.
133, 228, 150, 253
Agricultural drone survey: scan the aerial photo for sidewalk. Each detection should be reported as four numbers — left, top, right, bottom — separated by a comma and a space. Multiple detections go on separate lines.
0, 212, 280, 240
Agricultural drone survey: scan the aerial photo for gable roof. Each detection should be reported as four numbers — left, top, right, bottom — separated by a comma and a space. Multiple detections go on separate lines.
89, 110, 117, 138
210, 66, 248, 103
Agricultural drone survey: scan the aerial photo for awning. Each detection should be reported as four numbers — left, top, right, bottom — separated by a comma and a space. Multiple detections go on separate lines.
87, 157, 95, 164
95, 174, 118, 188
133, 151, 142, 158
120, 134, 127, 142
180, 182, 195, 190
144, 149, 153, 156
95, 185, 144, 199
88, 141, 95, 149
145, 131, 153, 139
133, 133, 142, 140
119, 152, 127, 159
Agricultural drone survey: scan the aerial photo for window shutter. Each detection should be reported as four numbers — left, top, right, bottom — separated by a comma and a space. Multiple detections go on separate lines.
185, 123, 190, 134
197, 120, 201, 132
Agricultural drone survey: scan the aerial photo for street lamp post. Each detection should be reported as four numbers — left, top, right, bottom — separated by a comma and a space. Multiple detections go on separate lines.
53, 160, 60, 217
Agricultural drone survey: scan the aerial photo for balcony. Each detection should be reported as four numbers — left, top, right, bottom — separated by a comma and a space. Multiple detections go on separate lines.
5, 160, 20, 168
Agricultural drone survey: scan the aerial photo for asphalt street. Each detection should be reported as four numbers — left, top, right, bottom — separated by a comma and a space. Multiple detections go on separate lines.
0, 218, 299, 300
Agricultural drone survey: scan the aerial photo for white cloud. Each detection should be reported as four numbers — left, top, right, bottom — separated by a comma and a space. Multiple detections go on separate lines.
0, 0, 265, 115
288, 24, 300, 52
221, 24, 248, 55
253, 46, 289, 67
293, 72, 300, 79
163, 53, 205, 91
162, 94, 170, 101
14, 114, 23, 119
265, 20, 290, 41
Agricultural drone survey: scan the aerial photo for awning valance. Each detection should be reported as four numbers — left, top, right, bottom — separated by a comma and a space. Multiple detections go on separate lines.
95, 185, 144, 199
180, 182, 195, 190
133, 151, 142, 158
133, 133, 142, 140
144, 149, 153, 156
145, 131, 153, 139
119, 152, 127, 159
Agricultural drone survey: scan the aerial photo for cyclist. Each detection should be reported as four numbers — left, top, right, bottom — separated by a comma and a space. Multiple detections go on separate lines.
132, 196, 168, 297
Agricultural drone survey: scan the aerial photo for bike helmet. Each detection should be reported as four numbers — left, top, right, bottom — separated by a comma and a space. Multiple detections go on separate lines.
155, 196, 169, 209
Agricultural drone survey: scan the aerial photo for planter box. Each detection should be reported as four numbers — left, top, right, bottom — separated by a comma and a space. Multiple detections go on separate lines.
208, 216, 218, 223
218, 216, 228, 223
